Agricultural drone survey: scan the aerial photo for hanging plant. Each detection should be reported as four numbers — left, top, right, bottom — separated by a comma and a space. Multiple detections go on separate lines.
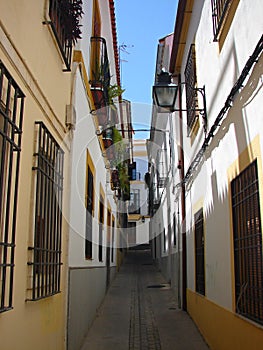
108, 84, 125, 105
59, 0, 84, 43
117, 162, 130, 200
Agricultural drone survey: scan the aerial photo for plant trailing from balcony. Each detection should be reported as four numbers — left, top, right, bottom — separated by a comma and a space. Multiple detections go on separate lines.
107, 127, 130, 200
58, 0, 84, 43
118, 162, 130, 201
108, 84, 125, 104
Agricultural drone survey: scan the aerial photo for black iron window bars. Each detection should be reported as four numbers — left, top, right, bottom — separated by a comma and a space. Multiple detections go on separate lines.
184, 44, 199, 132
231, 160, 263, 325
0, 61, 24, 312
28, 122, 64, 301
211, 0, 232, 41
156, 149, 167, 188
194, 209, 205, 296
43, 0, 83, 71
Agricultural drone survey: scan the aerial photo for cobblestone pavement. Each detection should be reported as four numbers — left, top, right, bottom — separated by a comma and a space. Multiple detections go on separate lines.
129, 264, 161, 350
81, 248, 209, 350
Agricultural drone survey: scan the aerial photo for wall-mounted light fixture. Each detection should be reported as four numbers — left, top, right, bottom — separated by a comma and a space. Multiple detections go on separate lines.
152, 70, 207, 131
152, 71, 178, 111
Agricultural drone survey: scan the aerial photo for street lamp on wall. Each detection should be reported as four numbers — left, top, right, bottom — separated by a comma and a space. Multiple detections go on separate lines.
152, 71, 178, 112
152, 70, 207, 133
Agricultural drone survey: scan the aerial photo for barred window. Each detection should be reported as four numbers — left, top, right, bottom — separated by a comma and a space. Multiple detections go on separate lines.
47, 0, 83, 71
173, 214, 177, 246
85, 166, 94, 259
163, 228, 166, 252
28, 122, 64, 301
184, 44, 198, 132
111, 218, 115, 263
98, 197, 104, 262
0, 62, 24, 312
211, 0, 232, 41
156, 149, 167, 188
231, 160, 263, 325
195, 209, 205, 296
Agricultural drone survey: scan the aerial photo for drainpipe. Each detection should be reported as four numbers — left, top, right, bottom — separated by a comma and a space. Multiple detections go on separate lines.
177, 74, 187, 311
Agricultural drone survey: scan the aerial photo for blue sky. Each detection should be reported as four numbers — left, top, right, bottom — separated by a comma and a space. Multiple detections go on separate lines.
114, 0, 178, 137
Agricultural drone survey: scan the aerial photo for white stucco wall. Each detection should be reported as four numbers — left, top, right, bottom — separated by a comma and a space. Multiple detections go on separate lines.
179, 0, 263, 311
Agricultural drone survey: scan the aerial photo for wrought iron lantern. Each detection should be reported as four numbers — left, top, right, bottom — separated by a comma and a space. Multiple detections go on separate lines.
152, 70, 178, 112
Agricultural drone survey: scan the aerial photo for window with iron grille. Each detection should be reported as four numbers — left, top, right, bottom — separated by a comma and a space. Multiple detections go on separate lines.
163, 228, 166, 252
98, 197, 104, 262
157, 149, 167, 188
46, 0, 83, 71
85, 166, 94, 259
184, 44, 198, 132
173, 214, 177, 246
111, 218, 115, 263
231, 160, 263, 325
194, 209, 205, 296
28, 122, 64, 301
0, 62, 24, 312
211, 0, 232, 41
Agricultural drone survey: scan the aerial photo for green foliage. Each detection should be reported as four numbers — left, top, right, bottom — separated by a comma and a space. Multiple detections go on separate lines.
117, 162, 130, 195
59, 0, 84, 43
108, 84, 125, 104
112, 127, 122, 143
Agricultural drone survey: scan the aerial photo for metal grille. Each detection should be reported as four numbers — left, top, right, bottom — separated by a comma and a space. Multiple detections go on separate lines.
231, 160, 263, 325
90, 37, 111, 90
173, 214, 177, 246
111, 219, 115, 263
156, 149, 167, 188
0, 62, 24, 312
195, 209, 205, 296
28, 122, 64, 301
184, 44, 198, 132
48, 0, 74, 71
211, 0, 232, 41
98, 198, 104, 262
163, 228, 166, 252
85, 166, 93, 259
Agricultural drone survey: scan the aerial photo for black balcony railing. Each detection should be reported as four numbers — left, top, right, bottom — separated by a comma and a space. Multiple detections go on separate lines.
89, 37, 111, 111
211, 0, 232, 41
45, 0, 83, 71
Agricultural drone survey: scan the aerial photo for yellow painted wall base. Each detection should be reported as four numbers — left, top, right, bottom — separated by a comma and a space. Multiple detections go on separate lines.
187, 289, 263, 350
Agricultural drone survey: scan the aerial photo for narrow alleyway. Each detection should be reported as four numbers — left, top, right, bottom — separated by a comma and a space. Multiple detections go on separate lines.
80, 247, 209, 350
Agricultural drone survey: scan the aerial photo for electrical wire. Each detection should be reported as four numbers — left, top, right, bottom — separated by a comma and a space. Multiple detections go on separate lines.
179, 34, 263, 187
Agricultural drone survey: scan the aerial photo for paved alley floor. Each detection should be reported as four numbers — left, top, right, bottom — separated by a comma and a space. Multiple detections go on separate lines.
81, 248, 209, 350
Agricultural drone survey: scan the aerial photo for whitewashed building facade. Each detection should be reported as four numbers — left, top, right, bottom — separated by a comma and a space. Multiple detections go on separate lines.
149, 1, 263, 348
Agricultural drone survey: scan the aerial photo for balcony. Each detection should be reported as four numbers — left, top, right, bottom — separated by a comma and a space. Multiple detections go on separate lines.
89, 37, 111, 118
46, 0, 83, 71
